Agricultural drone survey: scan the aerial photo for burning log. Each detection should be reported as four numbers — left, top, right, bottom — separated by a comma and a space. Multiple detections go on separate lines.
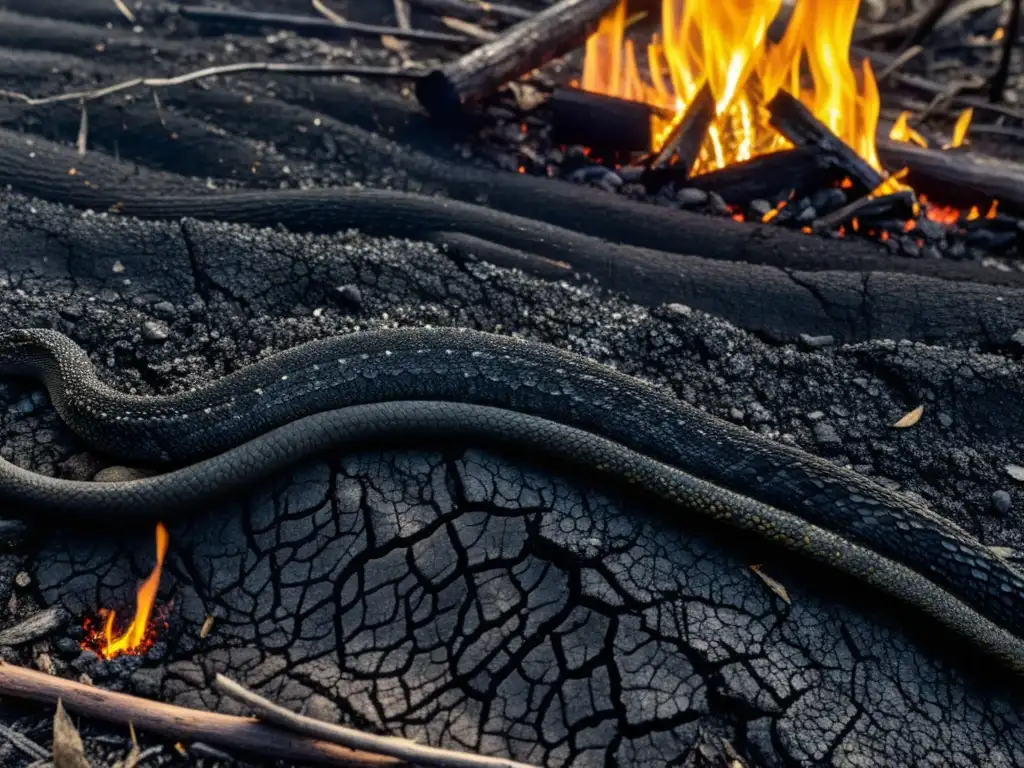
767, 89, 886, 194
644, 146, 844, 205
549, 88, 657, 153
416, 0, 620, 118
876, 140, 1024, 217
649, 82, 715, 173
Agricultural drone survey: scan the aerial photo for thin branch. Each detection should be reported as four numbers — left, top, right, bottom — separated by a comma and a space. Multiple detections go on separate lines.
214, 673, 540, 768
875, 44, 923, 81
898, 0, 957, 51
0, 663, 394, 767
112, 0, 136, 23
0, 61, 423, 107
990, 0, 1022, 102
311, 0, 347, 25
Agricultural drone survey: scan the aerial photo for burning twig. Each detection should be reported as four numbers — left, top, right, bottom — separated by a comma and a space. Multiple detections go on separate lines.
767, 89, 886, 194
215, 674, 540, 768
648, 82, 715, 173
415, 0, 620, 118
406, 0, 532, 24
549, 88, 658, 152
877, 140, 1024, 217
0, 62, 422, 107
810, 190, 917, 233
990, 0, 1023, 103
175, 4, 471, 45
0, 663, 393, 767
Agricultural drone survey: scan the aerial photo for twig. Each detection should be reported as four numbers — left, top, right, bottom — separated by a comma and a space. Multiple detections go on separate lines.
0, 61, 423, 107
214, 673, 540, 768
311, 0, 347, 25
990, 0, 1022, 102
405, 0, 532, 24
0, 723, 50, 761
876, 44, 923, 81
112, 0, 136, 24
76, 102, 88, 156
898, 0, 957, 51
441, 17, 498, 41
176, 5, 471, 45
0, 663, 394, 767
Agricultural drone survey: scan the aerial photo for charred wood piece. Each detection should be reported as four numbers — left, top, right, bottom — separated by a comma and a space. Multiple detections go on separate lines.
176, 5, 472, 45
990, 0, 1022, 102
550, 88, 656, 153
877, 140, 1024, 217
643, 146, 845, 206
767, 89, 885, 194
406, 0, 532, 24
649, 82, 714, 173
811, 190, 917, 232
416, 0, 620, 118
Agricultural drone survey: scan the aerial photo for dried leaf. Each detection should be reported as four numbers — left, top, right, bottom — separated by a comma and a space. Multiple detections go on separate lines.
200, 615, 215, 639
750, 565, 791, 605
380, 34, 409, 53
891, 404, 924, 428
112, 723, 140, 768
53, 699, 91, 768
506, 81, 546, 111
1007, 465, 1024, 483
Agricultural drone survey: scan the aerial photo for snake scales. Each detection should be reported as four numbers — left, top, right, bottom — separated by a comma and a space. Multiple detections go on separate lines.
0, 325, 1022, 672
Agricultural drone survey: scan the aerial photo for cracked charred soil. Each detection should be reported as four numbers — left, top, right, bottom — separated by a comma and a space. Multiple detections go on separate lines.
0, 193, 1023, 767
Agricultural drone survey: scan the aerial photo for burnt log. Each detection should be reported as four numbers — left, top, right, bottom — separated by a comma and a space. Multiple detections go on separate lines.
876, 140, 1024, 217
649, 82, 714, 173
644, 146, 845, 205
767, 89, 886, 194
549, 88, 656, 152
416, 0, 620, 118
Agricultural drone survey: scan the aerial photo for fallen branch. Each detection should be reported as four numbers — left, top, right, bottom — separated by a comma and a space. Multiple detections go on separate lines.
416, 0, 620, 117
0, 662, 394, 767
0, 61, 423, 107
214, 674, 539, 768
175, 4, 471, 45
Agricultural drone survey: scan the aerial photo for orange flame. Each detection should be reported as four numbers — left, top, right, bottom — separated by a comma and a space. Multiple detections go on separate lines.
582, 0, 888, 176
82, 522, 169, 660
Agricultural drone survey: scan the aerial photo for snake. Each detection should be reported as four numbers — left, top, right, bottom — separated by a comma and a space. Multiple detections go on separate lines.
1, 325, 1023, 673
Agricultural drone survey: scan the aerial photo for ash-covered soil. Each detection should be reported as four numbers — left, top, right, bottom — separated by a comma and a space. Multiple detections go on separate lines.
0, 193, 1022, 766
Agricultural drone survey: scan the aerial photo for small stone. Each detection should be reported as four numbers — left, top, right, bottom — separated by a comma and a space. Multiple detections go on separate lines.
748, 199, 773, 219
810, 187, 847, 214
799, 333, 835, 350
992, 490, 1013, 516
151, 301, 176, 319
915, 218, 945, 241
141, 320, 169, 342
707, 192, 730, 215
812, 422, 842, 449
665, 303, 693, 317
795, 205, 817, 224
806, 410, 826, 421
1007, 465, 1024, 483
1010, 328, 1024, 352
14, 571, 30, 588
729, 408, 745, 422
59, 305, 83, 321
900, 238, 921, 258
335, 284, 363, 307
55, 637, 81, 658
937, 412, 953, 428
35, 652, 54, 675
676, 187, 709, 207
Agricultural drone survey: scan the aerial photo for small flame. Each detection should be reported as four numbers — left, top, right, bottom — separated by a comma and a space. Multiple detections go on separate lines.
889, 111, 928, 147
946, 108, 973, 149
582, 0, 888, 176
81, 522, 169, 660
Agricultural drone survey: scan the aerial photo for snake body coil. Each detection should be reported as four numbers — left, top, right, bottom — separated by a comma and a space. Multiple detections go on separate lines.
1, 326, 1023, 672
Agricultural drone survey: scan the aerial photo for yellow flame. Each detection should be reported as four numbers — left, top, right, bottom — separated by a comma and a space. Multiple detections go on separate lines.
98, 522, 169, 659
950, 107, 973, 148
581, 0, 886, 176
889, 111, 929, 147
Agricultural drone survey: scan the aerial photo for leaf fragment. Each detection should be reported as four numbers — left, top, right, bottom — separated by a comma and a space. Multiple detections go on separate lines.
750, 565, 791, 605
53, 699, 91, 768
891, 404, 924, 428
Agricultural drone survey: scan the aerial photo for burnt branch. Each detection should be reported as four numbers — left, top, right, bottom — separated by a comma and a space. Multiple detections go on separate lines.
767, 89, 885, 194
649, 82, 714, 173
416, 0, 620, 118
990, 0, 1022, 103
877, 140, 1024, 216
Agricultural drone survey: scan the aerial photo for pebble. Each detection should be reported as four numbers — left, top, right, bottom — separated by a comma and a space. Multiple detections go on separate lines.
151, 300, 177, 319
795, 205, 817, 225
335, 284, 363, 307
707, 191, 730, 216
676, 187, 709, 207
812, 421, 842, 449
810, 187, 847, 214
141, 320, 169, 341
1010, 328, 1024, 351
55, 637, 82, 658
14, 571, 30, 588
799, 333, 835, 350
915, 218, 945, 242
992, 490, 1013, 516
937, 412, 953, 428
748, 199, 773, 219
665, 303, 693, 317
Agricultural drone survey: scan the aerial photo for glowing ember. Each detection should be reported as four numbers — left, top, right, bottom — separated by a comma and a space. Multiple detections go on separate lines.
81, 522, 169, 660
581, 0, 888, 177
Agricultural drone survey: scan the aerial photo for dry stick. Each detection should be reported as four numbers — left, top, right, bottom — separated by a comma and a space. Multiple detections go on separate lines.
175, 4, 471, 45
312, 0, 348, 25
990, 0, 1023, 102
415, 0, 620, 118
213, 674, 539, 768
875, 44, 924, 81
0, 61, 424, 108
898, 0, 958, 51
405, 0, 532, 24
0, 663, 395, 767
111, 0, 136, 24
